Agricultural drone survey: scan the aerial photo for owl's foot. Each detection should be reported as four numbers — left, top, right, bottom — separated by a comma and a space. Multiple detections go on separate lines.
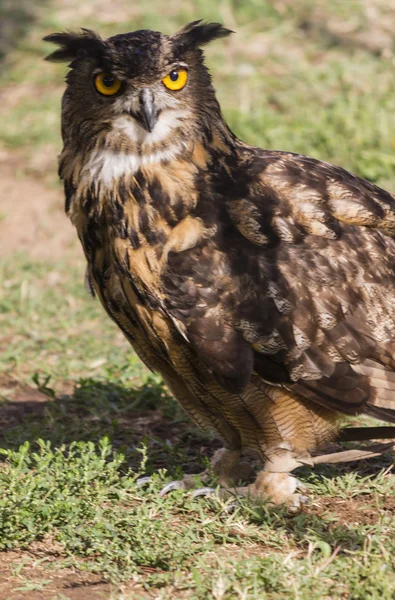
143, 446, 308, 509
191, 472, 307, 509
137, 470, 212, 496
246, 471, 308, 508
159, 472, 208, 496
157, 447, 252, 497
241, 446, 310, 508
192, 447, 311, 509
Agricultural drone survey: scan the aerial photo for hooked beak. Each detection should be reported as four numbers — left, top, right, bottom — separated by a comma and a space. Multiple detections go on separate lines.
133, 89, 160, 133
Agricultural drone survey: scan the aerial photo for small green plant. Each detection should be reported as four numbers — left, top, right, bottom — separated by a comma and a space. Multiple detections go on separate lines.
32, 373, 56, 398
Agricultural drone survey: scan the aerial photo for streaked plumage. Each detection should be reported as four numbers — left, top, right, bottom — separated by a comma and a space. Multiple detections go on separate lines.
45, 21, 395, 505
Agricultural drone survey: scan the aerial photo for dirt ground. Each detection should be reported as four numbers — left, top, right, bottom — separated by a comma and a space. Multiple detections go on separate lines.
0, 550, 115, 600
0, 149, 79, 260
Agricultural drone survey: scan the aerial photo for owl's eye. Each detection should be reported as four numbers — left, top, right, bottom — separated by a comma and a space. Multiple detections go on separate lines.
94, 73, 122, 96
162, 68, 188, 91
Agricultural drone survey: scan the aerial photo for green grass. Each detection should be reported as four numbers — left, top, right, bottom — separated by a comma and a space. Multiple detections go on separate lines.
0, 439, 394, 598
1, 0, 395, 598
0, 257, 133, 382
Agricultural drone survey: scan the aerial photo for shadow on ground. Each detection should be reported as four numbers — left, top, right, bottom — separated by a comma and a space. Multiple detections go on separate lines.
0, 377, 220, 476
0, 377, 393, 482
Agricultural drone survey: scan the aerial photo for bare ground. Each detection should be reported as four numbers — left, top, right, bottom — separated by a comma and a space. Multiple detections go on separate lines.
0, 149, 79, 260
0, 549, 115, 600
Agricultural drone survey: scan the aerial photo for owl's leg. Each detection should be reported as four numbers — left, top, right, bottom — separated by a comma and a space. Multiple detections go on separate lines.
157, 371, 249, 495
210, 447, 255, 485
201, 445, 309, 508
181, 448, 244, 489
213, 385, 342, 508
239, 446, 311, 508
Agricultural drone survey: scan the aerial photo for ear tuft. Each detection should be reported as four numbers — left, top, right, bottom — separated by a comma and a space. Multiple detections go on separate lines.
43, 29, 105, 62
172, 20, 233, 50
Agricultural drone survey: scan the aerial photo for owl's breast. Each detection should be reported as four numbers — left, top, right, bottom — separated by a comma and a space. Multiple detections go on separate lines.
67, 159, 211, 372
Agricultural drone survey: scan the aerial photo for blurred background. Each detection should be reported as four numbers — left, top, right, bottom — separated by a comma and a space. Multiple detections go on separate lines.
2, 0, 395, 423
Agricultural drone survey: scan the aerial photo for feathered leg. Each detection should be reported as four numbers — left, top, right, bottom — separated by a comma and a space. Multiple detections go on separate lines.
220, 385, 342, 506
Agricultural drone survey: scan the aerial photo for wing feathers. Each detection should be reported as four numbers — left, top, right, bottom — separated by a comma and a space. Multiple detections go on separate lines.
225, 150, 395, 423
162, 148, 395, 424
293, 360, 395, 423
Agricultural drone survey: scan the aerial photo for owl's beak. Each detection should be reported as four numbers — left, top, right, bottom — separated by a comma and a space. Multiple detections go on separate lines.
134, 88, 160, 133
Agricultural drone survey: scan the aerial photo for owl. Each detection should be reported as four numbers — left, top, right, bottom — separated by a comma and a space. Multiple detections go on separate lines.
45, 21, 395, 507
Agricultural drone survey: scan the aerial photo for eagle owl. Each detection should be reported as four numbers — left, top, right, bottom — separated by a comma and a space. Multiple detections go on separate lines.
45, 21, 395, 506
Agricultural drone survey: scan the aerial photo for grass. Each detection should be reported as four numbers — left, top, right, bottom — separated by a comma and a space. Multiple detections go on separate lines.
1, 439, 394, 598
1, 0, 395, 598
0, 257, 132, 382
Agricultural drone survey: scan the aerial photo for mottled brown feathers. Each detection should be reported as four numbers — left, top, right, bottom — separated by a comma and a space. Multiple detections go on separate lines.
51, 22, 395, 471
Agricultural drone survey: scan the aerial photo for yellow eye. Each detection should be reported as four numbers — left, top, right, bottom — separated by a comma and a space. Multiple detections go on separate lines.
162, 68, 188, 91
94, 73, 122, 96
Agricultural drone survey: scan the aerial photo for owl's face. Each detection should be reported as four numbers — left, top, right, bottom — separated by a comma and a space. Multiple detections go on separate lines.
45, 22, 232, 154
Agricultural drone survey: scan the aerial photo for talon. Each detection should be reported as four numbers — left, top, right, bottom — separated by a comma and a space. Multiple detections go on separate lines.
288, 493, 310, 512
191, 487, 217, 498
136, 476, 152, 487
224, 501, 238, 513
295, 479, 308, 492
159, 480, 186, 496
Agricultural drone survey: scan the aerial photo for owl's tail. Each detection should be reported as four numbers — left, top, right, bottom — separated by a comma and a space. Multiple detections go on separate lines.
352, 360, 395, 424
293, 356, 395, 425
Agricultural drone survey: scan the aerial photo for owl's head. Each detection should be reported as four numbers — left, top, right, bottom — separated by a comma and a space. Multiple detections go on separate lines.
44, 21, 232, 155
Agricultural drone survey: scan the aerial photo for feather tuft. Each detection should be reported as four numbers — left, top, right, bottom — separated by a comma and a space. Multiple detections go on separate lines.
172, 20, 233, 50
43, 29, 104, 62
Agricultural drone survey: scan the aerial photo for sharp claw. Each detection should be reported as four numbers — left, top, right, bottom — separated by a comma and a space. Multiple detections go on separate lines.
299, 494, 309, 505
288, 494, 310, 512
295, 478, 308, 492
191, 487, 217, 498
136, 476, 152, 487
159, 480, 186, 497
224, 501, 238, 513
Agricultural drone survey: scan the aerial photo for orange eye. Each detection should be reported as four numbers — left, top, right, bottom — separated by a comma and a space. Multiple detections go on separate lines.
162, 68, 188, 91
94, 72, 122, 96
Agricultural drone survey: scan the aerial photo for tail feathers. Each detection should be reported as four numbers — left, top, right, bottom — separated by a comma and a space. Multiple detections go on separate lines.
352, 363, 395, 423
294, 360, 395, 425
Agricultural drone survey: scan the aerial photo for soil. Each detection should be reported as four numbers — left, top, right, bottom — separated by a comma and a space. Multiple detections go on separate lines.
0, 550, 114, 600
0, 149, 79, 260
310, 493, 395, 526
0, 540, 149, 600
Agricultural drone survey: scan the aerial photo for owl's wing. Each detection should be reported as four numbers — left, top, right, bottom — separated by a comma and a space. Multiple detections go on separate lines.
163, 150, 395, 423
